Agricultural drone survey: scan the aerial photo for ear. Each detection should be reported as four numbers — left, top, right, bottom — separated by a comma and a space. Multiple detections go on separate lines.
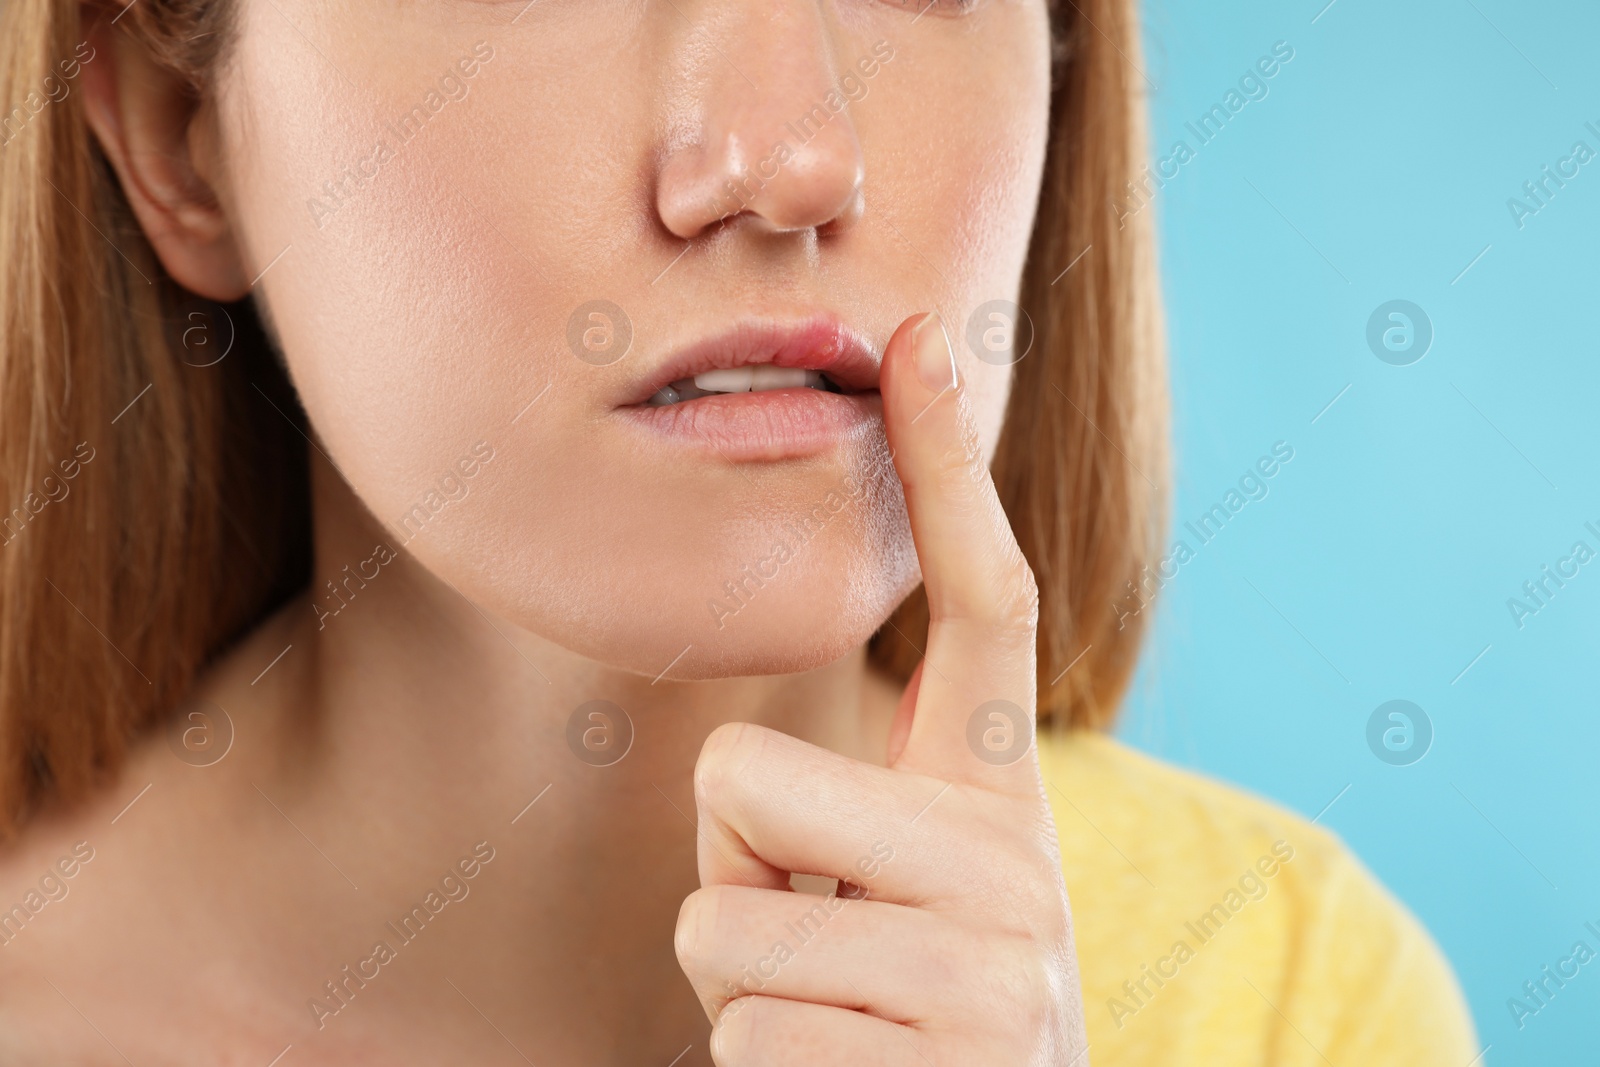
77, 7, 249, 301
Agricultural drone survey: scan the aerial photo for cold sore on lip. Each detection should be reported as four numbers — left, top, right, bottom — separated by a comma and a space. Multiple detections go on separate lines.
617, 316, 885, 462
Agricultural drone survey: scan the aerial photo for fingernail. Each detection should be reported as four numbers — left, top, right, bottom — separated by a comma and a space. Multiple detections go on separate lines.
912, 312, 958, 394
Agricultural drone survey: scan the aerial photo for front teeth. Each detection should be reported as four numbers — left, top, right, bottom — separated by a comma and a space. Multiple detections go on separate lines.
694, 366, 817, 392
649, 366, 832, 405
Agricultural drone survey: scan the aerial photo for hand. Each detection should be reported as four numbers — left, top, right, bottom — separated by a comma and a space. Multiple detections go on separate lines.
675, 312, 1088, 1065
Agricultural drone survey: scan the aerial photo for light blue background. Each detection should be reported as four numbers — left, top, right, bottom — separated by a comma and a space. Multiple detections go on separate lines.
1120, 1, 1600, 1062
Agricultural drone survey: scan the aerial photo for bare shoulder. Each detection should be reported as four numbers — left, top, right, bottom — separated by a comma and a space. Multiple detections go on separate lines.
0, 596, 315, 1062
0, 806, 107, 1062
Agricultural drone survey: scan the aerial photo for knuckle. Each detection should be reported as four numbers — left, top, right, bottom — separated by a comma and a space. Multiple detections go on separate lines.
977, 934, 1054, 1035
674, 885, 725, 972
930, 537, 1041, 636
929, 391, 988, 483
710, 993, 766, 1064
1017, 948, 1057, 1034
970, 541, 1041, 631
672, 897, 700, 972
931, 439, 984, 494
694, 721, 766, 810
1015, 852, 1070, 921
971, 840, 1065, 926
995, 554, 1040, 628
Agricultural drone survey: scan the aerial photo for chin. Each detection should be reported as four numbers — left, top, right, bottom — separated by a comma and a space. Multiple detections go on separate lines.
636, 569, 922, 680
450, 526, 922, 683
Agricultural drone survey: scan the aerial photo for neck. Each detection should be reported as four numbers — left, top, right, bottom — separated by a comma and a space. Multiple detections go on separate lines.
251, 459, 896, 1058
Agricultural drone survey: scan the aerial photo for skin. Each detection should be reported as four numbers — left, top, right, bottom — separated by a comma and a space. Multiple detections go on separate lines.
0, 1, 1083, 1063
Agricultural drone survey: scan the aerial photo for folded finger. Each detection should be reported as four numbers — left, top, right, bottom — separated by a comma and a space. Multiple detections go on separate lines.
710, 995, 938, 1067
692, 722, 1033, 910
677, 883, 998, 1024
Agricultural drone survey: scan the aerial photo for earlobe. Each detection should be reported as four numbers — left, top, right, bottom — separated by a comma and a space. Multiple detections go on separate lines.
77, 11, 249, 302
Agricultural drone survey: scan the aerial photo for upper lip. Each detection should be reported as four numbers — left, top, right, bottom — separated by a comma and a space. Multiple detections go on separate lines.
621, 315, 880, 406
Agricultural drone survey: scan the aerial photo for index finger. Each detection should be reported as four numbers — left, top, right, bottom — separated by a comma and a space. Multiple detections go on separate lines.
879, 311, 1042, 793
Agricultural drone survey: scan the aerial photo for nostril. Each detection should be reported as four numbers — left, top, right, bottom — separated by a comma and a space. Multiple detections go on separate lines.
752, 135, 866, 234
655, 146, 733, 241
817, 182, 865, 238
652, 52, 869, 241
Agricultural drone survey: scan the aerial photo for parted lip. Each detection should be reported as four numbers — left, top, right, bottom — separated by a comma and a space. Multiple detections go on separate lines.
618, 315, 880, 407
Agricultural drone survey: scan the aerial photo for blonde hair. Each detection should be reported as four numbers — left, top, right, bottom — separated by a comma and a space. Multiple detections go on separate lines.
0, 0, 1165, 836
871, 1, 1168, 731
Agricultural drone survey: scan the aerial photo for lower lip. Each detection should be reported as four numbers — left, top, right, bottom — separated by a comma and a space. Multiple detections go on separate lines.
617, 388, 883, 462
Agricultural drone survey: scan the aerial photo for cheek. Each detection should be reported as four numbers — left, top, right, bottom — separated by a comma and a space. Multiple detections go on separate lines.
214, 3, 1043, 674
219, 8, 619, 521
851, 21, 1050, 458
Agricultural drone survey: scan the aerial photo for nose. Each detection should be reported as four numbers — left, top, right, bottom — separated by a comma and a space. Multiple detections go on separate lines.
654, 4, 867, 240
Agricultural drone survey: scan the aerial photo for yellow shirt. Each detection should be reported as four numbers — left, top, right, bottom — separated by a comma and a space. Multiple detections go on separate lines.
1039, 731, 1479, 1066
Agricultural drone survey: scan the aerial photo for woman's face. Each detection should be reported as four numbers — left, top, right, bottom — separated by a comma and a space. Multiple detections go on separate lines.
215, 0, 1053, 677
